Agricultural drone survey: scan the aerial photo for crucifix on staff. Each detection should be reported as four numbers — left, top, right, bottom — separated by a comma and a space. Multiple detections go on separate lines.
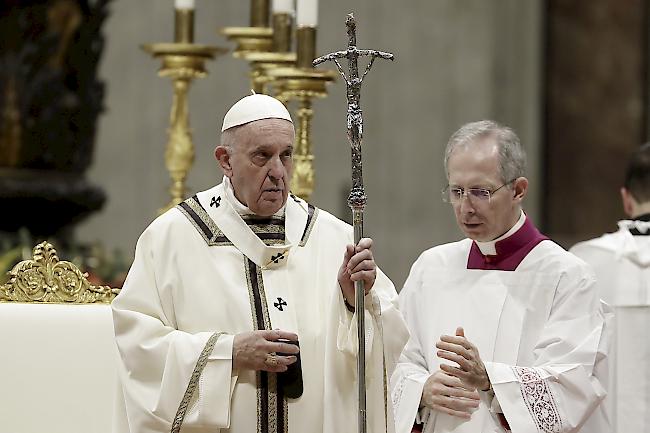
314, 12, 394, 433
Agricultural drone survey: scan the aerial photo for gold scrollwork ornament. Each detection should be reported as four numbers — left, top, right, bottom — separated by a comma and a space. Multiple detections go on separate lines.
0, 241, 119, 304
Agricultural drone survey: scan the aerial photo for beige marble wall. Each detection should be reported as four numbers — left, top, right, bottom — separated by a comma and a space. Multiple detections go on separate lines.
77, 0, 542, 288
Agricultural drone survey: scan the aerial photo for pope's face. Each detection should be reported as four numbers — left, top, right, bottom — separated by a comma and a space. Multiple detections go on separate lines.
446, 137, 525, 242
219, 119, 294, 216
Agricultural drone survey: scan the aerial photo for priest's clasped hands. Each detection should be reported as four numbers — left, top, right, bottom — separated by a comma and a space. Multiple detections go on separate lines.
231, 239, 377, 373
421, 327, 491, 419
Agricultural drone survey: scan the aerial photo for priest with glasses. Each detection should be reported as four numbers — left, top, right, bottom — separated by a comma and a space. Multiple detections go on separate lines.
391, 120, 611, 433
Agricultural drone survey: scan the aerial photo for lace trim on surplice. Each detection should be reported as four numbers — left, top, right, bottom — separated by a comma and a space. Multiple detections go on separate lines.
511, 366, 563, 433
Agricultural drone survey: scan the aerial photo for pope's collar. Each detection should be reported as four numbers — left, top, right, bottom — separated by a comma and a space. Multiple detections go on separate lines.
474, 210, 526, 256
195, 180, 307, 269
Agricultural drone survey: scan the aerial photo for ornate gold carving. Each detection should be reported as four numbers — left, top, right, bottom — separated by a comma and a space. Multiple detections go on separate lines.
0, 241, 119, 303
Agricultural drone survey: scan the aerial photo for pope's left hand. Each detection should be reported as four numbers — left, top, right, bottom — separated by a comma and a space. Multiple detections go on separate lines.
436, 327, 491, 391
338, 237, 376, 308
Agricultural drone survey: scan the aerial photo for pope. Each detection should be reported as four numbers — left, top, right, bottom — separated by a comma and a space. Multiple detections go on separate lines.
112, 94, 409, 433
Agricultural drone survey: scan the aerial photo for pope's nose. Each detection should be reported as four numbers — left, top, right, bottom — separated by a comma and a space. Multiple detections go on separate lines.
268, 157, 285, 180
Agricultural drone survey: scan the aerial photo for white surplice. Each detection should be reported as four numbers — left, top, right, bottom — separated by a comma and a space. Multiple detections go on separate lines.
571, 220, 650, 433
112, 181, 409, 433
391, 224, 611, 433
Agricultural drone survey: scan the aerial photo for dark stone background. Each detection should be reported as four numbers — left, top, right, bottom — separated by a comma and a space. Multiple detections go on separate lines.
0, 0, 110, 240
544, 1, 648, 246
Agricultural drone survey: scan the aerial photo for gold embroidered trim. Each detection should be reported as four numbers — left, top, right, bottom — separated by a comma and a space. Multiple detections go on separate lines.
256, 264, 272, 330
178, 197, 287, 247
243, 215, 286, 246
242, 214, 285, 225
170, 331, 224, 433
299, 207, 319, 247
244, 259, 259, 329
246, 223, 285, 234
268, 373, 280, 430
245, 258, 288, 433
178, 197, 232, 246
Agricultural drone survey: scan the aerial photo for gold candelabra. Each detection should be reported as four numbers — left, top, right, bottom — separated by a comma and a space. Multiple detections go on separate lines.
220, 1, 335, 201
143, 9, 226, 213
269, 27, 336, 201
223, 9, 296, 96
220, 0, 273, 59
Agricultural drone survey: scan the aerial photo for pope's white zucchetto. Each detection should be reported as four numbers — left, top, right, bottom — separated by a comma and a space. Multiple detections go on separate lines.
221, 94, 293, 132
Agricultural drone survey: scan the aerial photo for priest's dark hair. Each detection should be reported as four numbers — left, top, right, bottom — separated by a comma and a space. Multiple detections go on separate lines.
444, 120, 527, 184
624, 142, 650, 202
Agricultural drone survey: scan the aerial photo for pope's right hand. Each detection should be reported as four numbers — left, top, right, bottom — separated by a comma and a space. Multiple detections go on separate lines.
421, 370, 480, 419
232, 329, 299, 373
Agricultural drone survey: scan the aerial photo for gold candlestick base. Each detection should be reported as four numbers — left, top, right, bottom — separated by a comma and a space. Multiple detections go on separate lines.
241, 51, 296, 95
142, 43, 227, 214
270, 67, 337, 98
220, 27, 273, 59
269, 67, 337, 201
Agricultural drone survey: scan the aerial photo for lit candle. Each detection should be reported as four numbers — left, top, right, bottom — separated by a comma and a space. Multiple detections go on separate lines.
175, 0, 195, 9
296, 0, 317, 27
272, 0, 294, 14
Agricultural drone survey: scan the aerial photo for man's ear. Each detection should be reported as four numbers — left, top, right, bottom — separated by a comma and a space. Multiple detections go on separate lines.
621, 187, 636, 217
215, 146, 233, 177
512, 177, 528, 202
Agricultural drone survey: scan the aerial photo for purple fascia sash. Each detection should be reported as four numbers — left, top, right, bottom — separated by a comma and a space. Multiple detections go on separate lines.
467, 216, 548, 271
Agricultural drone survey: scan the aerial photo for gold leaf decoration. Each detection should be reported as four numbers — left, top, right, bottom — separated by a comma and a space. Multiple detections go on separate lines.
0, 241, 120, 304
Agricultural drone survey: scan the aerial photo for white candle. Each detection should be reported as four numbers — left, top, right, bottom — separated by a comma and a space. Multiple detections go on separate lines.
175, 0, 195, 9
296, 0, 317, 26
272, 0, 294, 14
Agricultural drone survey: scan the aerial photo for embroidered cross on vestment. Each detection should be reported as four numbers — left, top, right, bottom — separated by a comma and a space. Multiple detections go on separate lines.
274, 297, 287, 311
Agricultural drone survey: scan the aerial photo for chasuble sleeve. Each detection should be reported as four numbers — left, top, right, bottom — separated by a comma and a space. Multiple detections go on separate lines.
321, 218, 408, 370
112, 224, 237, 432
322, 218, 409, 433
335, 267, 408, 369
484, 264, 612, 433
324, 267, 408, 433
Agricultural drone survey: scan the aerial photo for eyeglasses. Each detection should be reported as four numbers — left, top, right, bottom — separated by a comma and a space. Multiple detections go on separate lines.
441, 179, 516, 204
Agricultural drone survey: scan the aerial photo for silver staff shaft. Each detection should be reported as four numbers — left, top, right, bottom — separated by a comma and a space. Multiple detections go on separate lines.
314, 13, 393, 433
352, 208, 366, 433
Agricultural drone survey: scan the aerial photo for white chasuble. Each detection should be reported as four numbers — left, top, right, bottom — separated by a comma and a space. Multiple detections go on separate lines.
391, 233, 611, 433
571, 221, 650, 433
112, 182, 409, 433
